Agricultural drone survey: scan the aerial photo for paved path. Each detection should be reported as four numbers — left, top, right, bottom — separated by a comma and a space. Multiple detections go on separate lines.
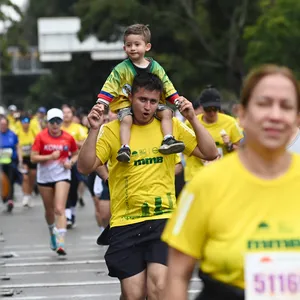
0, 186, 201, 299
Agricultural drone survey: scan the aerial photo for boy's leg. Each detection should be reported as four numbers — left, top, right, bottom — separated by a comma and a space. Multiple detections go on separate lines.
156, 107, 185, 154
117, 108, 133, 163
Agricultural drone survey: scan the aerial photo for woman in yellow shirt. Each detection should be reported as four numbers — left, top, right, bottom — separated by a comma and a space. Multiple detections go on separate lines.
17, 116, 38, 207
162, 64, 300, 300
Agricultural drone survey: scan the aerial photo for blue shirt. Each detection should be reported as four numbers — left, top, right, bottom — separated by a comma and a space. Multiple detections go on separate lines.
0, 129, 19, 161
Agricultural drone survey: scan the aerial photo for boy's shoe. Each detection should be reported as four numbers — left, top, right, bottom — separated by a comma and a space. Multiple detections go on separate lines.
56, 234, 67, 256
159, 137, 185, 154
116, 146, 131, 163
50, 230, 57, 251
6, 200, 14, 213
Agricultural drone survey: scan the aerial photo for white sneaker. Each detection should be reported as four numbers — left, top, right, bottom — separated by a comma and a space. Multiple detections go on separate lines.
22, 195, 32, 207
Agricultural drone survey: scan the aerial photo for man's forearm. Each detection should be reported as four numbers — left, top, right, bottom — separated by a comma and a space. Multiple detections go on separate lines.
189, 116, 218, 160
77, 128, 100, 174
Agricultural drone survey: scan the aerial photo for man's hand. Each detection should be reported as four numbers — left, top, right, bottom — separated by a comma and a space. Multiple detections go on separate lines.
176, 96, 196, 121
63, 160, 73, 170
88, 104, 105, 130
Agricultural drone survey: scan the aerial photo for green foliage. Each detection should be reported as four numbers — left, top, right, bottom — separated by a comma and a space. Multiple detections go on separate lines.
244, 0, 300, 72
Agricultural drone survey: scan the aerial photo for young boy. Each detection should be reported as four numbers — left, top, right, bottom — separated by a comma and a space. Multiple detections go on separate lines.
97, 24, 185, 163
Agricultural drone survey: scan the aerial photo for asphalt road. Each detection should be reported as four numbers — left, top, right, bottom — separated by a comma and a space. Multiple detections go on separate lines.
0, 185, 202, 299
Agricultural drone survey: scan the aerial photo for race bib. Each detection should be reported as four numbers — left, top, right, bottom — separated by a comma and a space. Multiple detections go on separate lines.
21, 144, 32, 156
245, 252, 300, 299
0, 148, 13, 164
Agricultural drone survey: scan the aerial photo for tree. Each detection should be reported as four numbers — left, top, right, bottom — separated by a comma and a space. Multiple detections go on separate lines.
244, 0, 300, 73
0, 0, 23, 73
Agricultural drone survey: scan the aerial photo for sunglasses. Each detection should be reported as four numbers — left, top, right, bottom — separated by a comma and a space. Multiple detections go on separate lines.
49, 117, 63, 125
204, 106, 219, 112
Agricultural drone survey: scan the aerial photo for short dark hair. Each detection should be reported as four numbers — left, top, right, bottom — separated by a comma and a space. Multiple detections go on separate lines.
131, 73, 163, 96
124, 24, 151, 44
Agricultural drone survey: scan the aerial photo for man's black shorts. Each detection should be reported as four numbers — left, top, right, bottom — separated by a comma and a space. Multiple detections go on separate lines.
104, 219, 168, 280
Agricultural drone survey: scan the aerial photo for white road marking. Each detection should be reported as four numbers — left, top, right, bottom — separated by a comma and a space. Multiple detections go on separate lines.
1, 280, 119, 288
4, 259, 105, 267
6, 268, 106, 276
6, 294, 121, 300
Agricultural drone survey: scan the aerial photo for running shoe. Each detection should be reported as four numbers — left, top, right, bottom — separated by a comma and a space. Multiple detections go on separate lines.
6, 200, 14, 213
71, 214, 76, 228
50, 230, 57, 251
56, 234, 67, 256
159, 137, 185, 154
66, 218, 73, 229
79, 197, 85, 207
116, 146, 131, 163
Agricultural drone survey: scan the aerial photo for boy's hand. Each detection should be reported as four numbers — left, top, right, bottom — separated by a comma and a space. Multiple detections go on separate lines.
176, 96, 196, 121
88, 104, 105, 130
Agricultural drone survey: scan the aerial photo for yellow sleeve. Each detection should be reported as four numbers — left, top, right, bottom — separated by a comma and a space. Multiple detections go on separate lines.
229, 121, 244, 144
175, 153, 181, 164
152, 61, 179, 103
173, 118, 197, 156
96, 125, 113, 164
98, 66, 122, 103
162, 173, 209, 259
78, 125, 88, 141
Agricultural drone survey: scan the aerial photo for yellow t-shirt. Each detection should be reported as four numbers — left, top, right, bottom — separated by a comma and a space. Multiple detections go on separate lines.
96, 118, 197, 228
62, 123, 87, 142
162, 152, 300, 289
184, 112, 243, 182
16, 128, 37, 157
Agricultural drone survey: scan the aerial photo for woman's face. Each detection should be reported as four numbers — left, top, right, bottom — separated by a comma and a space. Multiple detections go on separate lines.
240, 74, 299, 151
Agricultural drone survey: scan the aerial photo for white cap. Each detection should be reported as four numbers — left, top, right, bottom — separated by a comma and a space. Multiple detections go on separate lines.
47, 108, 63, 121
8, 104, 17, 111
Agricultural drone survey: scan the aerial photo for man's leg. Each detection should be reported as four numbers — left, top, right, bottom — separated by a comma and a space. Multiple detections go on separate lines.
144, 220, 169, 300
120, 271, 147, 300
146, 262, 168, 300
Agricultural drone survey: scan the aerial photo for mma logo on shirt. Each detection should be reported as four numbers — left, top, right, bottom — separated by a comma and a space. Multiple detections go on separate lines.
134, 156, 163, 166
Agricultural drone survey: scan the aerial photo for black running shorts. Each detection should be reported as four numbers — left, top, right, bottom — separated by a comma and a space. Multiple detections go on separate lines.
104, 219, 168, 280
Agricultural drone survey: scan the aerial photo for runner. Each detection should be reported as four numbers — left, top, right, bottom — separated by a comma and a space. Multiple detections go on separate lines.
31, 108, 78, 255
184, 85, 243, 182
61, 104, 87, 228
0, 116, 21, 212
78, 73, 218, 300
162, 64, 300, 300
17, 115, 38, 207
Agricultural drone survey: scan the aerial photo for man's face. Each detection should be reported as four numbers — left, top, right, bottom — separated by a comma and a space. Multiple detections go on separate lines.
202, 106, 219, 123
0, 119, 8, 133
130, 87, 160, 125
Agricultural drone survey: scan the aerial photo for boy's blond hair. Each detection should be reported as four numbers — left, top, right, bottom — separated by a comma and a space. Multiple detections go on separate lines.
123, 24, 151, 44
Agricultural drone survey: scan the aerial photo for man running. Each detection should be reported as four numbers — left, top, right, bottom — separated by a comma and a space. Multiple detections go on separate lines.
78, 73, 218, 300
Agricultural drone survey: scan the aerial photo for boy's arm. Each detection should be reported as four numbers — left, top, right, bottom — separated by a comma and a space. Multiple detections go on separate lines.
153, 61, 179, 104
97, 67, 122, 107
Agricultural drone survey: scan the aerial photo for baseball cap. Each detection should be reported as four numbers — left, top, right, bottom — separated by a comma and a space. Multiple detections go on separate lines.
37, 106, 47, 114
199, 85, 222, 108
20, 116, 30, 124
8, 104, 17, 112
47, 108, 63, 121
